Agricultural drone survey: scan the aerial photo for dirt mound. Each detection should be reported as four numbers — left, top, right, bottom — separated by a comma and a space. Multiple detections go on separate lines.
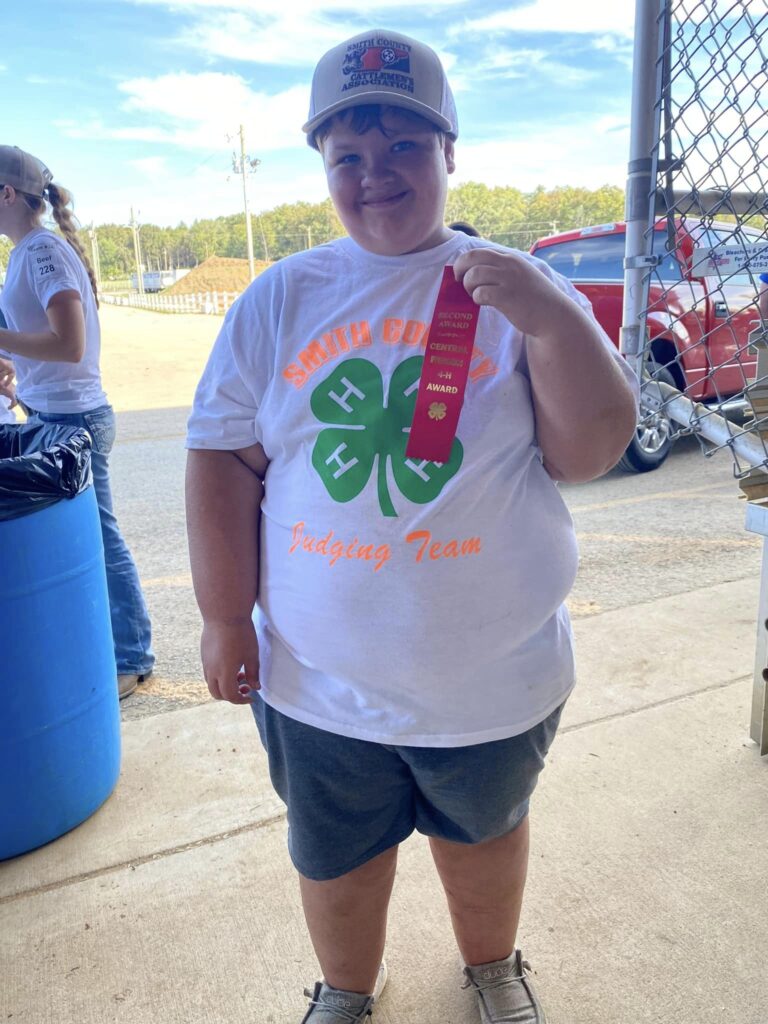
163, 256, 271, 295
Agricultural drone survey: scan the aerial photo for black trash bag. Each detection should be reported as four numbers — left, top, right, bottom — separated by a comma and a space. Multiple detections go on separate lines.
0, 422, 92, 523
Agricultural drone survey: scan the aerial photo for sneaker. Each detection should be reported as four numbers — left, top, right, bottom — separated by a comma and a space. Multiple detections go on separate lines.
301, 961, 387, 1022
117, 671, 152, 701
462, 950, 547, 1023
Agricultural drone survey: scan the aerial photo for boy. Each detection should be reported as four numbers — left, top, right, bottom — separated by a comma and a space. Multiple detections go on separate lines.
186, 30, 638, 1023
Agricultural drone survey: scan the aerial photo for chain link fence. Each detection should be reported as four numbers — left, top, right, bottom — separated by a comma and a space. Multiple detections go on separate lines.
624, 0, 767, 482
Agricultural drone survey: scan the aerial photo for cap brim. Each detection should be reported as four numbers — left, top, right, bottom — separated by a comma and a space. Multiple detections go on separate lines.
303, 93, 455, 149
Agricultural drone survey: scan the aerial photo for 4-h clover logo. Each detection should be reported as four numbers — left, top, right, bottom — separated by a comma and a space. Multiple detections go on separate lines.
428, 402, 447, 421
310, 357, 463, 517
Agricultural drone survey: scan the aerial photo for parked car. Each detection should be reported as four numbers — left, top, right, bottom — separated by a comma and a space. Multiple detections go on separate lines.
530, 220, 761, 471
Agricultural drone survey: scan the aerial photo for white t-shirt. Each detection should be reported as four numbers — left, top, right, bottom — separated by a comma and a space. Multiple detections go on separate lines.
0, 228, 106, 413
187, 233, 638, 747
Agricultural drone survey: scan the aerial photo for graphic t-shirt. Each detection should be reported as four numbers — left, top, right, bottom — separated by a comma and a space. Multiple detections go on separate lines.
187, 233, 638, 746
0, 229, 106, 413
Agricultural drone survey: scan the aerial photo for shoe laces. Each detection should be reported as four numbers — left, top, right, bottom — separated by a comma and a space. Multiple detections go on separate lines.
461, 959, 532, 993
303, 988, 372, 1022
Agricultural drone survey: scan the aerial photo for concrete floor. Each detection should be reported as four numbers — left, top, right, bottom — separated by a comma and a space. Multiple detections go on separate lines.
3, 579, 767, 1023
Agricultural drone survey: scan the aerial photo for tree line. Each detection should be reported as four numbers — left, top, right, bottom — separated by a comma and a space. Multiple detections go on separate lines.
0, 183, 626, 281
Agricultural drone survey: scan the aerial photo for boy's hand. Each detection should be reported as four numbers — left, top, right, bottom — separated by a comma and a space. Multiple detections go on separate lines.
453, 248, 577, 337
200, 619, 260, 705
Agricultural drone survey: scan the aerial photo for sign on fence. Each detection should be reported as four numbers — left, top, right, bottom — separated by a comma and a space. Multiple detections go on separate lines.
690, 244, 768, 280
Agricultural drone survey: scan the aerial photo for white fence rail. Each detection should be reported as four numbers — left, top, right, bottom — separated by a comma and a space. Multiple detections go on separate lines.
101, 290, 241, 315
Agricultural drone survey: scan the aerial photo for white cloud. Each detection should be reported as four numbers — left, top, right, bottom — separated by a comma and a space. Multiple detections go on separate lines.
177, 11, 351, 67
593, 34, 631, 54
26, 74, 69, 85
456, 1, 635, 37
128, 0, 466, 12
130, 156, 170, 177
474, 47, 598, 85
56, 72, 309, 152
454, 115, 630, 192
592, 34, 634, 70
126, 3, 468, 68
78, 159, 329, 228
177, 14, 468, 75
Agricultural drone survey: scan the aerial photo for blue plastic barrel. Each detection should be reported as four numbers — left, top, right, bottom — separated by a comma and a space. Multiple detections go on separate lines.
0, 485, 120, 860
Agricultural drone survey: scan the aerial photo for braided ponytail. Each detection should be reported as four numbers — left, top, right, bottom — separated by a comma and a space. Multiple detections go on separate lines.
44, 183, 100, 309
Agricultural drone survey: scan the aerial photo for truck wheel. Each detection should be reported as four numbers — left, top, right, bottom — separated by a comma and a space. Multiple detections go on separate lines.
618, 362, 677, 473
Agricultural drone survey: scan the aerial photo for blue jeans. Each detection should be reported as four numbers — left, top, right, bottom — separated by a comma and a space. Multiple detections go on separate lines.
28, 404, 154, 676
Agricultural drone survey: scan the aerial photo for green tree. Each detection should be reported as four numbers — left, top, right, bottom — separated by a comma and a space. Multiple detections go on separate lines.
59, 182, 628, 281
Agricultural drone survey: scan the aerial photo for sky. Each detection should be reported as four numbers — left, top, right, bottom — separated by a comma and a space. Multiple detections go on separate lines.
4, 0, 637, 228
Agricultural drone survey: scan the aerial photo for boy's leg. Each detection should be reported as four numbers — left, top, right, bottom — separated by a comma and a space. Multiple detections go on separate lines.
299, 844, 398, 995
429, 817, 529, 965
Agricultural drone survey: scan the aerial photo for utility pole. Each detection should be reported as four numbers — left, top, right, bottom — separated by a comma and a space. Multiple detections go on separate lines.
88, 225, 101, 291
257, 216, 270, 261
232, 125, 261, 282
130, 208, 145, 294
306, 225, 313, 249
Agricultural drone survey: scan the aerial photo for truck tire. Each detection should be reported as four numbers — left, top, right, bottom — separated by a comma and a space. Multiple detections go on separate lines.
618, 362, 677, 473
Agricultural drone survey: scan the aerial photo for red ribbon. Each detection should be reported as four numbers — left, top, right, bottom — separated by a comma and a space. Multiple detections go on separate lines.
406, 265, 480, 463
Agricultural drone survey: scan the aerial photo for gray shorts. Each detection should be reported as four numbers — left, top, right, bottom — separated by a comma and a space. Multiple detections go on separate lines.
251, 696, 565, 881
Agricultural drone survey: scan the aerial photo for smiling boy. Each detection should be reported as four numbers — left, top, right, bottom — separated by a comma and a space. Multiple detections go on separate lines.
186, 29, 638, 1023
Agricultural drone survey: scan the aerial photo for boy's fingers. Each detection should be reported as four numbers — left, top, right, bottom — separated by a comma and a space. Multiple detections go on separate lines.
219, 675, 252, 704
452, 249, 487, 279
206, 673, 224, 701
242, 656, 261, 691
206, 667, 250, 704
454, 247, 510, 274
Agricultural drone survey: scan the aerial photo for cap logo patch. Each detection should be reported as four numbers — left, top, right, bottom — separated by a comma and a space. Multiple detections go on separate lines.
341, 37, 413, 95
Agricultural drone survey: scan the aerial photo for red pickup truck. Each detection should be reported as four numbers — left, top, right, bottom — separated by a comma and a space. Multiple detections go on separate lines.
530, 220, 760, 471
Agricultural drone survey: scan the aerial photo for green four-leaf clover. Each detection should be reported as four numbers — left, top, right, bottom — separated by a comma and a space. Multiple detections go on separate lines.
310, 357, 463, 517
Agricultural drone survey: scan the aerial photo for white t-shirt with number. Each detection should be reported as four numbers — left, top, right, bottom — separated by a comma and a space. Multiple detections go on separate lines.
0, 228, 106, 413
187, 233, 638, 747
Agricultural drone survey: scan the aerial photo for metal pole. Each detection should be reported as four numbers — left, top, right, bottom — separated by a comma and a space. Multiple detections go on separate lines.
88, 226, 101, 291
258, 217, 270, 261
239, 125, 256, 282
130, 208, 145, 295
653, 380, 767, 466
620, 0, 665, 377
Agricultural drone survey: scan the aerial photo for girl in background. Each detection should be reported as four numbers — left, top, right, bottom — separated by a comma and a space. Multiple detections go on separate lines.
0, 145, 153, 698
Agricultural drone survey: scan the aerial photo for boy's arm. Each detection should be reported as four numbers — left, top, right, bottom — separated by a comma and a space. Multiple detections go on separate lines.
185, 444, 268, 705
454, 248, 638, 483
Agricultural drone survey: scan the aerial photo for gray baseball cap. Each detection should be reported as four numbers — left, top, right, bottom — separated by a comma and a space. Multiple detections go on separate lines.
303, 30, 458, 149
0, 146, 52, 196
